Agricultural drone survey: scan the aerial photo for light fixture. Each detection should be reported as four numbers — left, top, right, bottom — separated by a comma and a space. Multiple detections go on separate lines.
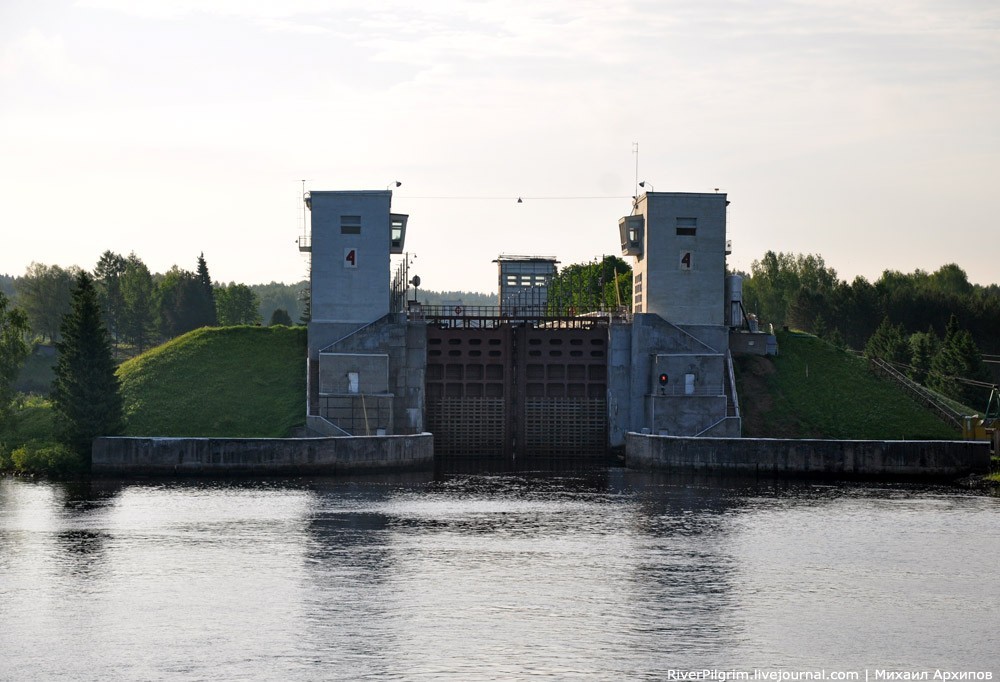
387, 181, 402, 189
639, 181, 654, 192
517, 197, 523, 203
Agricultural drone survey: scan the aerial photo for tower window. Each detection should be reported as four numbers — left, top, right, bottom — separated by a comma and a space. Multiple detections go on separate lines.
341, 215, 361, 234
676, 217, 697, 236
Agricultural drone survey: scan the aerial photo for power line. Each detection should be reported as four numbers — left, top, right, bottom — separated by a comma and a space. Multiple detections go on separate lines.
400, 195, 630, 201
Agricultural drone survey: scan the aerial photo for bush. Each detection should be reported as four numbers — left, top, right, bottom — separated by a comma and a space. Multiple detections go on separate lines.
11, 441, 86, 477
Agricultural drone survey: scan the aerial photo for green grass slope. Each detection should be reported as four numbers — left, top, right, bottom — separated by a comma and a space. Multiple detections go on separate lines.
118, 326, 306, 438
734, 330, 959, 440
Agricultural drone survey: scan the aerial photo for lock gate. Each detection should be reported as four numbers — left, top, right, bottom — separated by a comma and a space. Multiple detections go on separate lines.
424, 310, 609, 461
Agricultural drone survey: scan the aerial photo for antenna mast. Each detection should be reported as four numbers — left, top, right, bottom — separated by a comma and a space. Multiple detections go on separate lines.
632, 142, 639, 198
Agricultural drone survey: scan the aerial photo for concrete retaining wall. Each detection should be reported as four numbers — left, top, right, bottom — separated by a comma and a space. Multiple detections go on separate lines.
626, 432, 991, 478
92, 433, 434, 476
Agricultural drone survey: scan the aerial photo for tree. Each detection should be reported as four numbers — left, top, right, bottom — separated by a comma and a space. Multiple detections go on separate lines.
50, 271, 123, 464
156, 260, 216, 338
268, 308, 294, 326
94, 250, 127, 346
252, 280, 306, 324
742, 252, 839, 328
927, 263, 973, 297
1, 292, 30, 419
864, 317, 909, 366
193, 253, 218, 328
547, 255, 631, 312
299, 282, 311, 324
215, 283, 261, 325
927, 315, 992, 408
907, 327, 939, 384
15, 262, 80, 343
119, 253, 155, 352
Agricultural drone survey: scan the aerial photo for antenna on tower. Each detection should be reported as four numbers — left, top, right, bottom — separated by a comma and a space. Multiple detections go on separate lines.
632, 142, 639, 198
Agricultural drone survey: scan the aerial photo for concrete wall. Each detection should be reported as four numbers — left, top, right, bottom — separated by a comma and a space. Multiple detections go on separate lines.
93, 434, 434, 476
730, 331, 778, 356
316, 315, 426, 435
607, 322, 632, 448
319, 353, 389, 394
645, 395, 729, 436
626, 314, 732, 437
626, 432, 991, 478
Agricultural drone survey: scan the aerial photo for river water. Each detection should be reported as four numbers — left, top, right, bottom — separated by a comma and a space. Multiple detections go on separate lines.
1, 470, 998, 680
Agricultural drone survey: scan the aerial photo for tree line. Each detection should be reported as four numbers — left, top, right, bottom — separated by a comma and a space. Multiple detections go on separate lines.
3, 252, 307, 352
740, 251, 999, 409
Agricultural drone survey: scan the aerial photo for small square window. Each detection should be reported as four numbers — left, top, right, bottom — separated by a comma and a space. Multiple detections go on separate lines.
341, 215, 361, 234
676, 217, 697, 236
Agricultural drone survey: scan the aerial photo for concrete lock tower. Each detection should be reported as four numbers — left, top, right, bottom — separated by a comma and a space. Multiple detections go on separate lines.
306, 190, 406, 326
615, 191, 740, 438
301, 190, 421, 437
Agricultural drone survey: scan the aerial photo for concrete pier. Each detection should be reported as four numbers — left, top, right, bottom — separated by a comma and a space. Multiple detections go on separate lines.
626, 432, 991, 478
92, 434, 434, 476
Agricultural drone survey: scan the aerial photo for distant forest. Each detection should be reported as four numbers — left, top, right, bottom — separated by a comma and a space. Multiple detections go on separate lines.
0, 252, 496, 353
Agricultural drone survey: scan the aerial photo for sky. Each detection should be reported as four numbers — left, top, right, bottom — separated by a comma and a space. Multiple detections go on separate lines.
2, 0, 998, 294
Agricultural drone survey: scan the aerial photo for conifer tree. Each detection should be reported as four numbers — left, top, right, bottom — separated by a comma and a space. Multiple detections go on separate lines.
51, 271, 123, 464
864, 316, 909, 365
1, 292, 30, 419
907, 327, 939, 384
269, 308, 294, 326
194, 253, 218, 327
928, 315, 992, 408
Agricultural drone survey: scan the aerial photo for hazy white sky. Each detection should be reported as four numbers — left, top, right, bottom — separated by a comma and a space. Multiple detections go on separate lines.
2, 0, 998, 293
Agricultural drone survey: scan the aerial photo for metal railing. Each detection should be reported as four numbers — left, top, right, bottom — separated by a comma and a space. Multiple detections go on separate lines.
869, 357, 964, 429
390, 258, 409, 314
650, 383, 726, 397
413, 304, 629, 328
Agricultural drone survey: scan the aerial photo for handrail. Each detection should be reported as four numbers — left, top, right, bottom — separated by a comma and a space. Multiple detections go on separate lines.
694, 416, 737, 437
312, 415, 352, 437
868, 357, 963, 428
725, 350, 741, 419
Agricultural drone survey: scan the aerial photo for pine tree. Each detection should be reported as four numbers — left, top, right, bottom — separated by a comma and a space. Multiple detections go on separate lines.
51, 271, 123, 465
864, 316, 908, 365
907, 327, 939, 384
194, 253, 218, 327
1, 291, 30, 419
269, 308, 294, 326
928, 315, 992, 408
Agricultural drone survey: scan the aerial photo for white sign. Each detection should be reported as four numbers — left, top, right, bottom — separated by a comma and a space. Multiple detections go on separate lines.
344, 248, 357, 268
679, 251, 692, 270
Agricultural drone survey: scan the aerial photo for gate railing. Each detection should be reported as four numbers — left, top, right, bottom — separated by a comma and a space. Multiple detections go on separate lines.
415, 304, 626, 328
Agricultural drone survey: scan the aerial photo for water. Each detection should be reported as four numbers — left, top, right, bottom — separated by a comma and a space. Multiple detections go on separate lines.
2, 470, 998, 680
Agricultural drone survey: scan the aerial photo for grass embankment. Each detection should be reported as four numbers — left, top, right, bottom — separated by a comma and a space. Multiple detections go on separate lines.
734, 330, 959, 440
118, 325, 306, 437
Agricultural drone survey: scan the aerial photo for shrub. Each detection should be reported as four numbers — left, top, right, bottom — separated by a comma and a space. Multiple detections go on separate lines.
11, 441, 86, 477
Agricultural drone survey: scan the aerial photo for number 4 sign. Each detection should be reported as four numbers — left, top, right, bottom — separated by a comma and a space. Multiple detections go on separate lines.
344, 248, 358, 268
679, 251, 692, 270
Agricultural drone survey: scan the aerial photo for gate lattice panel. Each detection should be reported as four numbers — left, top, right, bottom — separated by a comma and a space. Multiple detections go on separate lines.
426, 323, 607, 459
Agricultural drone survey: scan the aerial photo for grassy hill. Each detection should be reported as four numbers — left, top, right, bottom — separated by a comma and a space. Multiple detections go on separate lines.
6, 325, 966, 451
734, 330, 959, 440
117, 325, 306, 438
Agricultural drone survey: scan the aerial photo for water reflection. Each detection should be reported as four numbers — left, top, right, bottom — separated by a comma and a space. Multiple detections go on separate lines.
1, 471, 998, 679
